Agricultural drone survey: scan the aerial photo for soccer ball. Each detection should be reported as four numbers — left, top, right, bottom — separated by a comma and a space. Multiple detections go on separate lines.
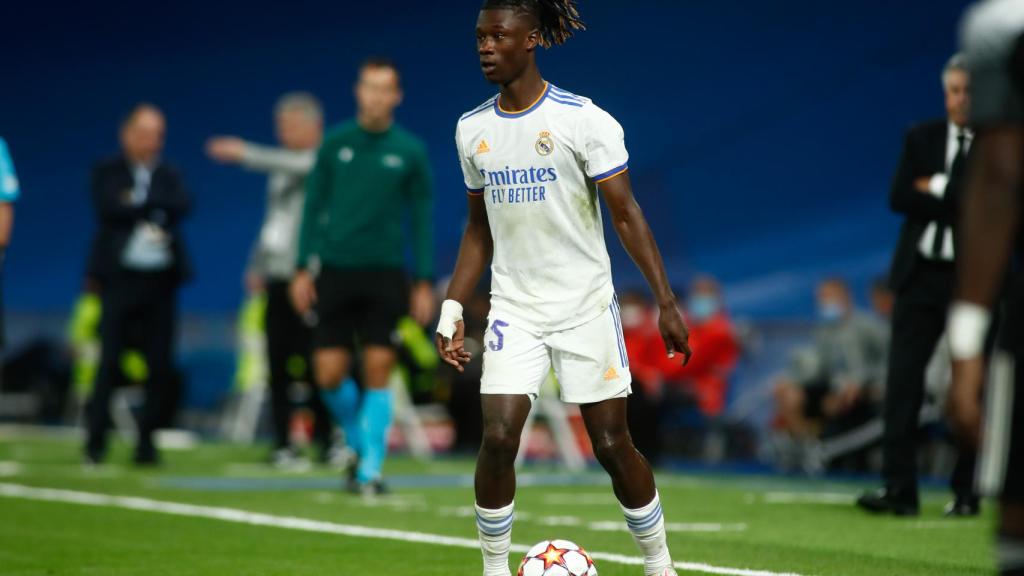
517, 539, 597, 576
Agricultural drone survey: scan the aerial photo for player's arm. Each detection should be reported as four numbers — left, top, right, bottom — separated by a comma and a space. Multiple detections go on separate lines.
435, 193, 492, 372
291, 144, 330, 314
207, 137, 315, 176
599, 172, 691, 364
889, 128, 948, 221
407, 148, 436, 326
948, 126, 1023, 444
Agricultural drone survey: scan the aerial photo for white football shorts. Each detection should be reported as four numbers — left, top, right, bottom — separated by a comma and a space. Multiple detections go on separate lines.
480, 298, 632, 404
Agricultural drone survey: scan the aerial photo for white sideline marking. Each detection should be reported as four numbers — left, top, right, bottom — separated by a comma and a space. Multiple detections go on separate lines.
761, 492, 855, 505
0, 461, 22, 477
0, 483, 807, 576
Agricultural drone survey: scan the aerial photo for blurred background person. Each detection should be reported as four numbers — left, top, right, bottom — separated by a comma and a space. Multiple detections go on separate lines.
0, 136, 18, 355
620, 290, 665, 463
623, 277, 740, 463
773, 279, 888, 447
672, 276, 740, 419
290, 58, 435, 495
206, 92, 341, 470
858, 54, 981, 517
84, 104, 191, 466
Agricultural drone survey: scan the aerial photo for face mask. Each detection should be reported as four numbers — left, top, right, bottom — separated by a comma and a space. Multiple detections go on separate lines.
689, 295, 720, 322
619, 304, 646, 329
818, 302, 845, 323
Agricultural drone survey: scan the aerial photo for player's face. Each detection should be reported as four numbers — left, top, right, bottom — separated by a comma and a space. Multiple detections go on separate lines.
120, 108, 165, 164
476, 9, 538, 85
276, 109, 321, 151
355, 66, 403, 124
944, 69, 970, 127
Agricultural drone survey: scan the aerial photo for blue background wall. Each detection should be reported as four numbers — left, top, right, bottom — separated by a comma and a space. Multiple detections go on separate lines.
1, 0, 971, 317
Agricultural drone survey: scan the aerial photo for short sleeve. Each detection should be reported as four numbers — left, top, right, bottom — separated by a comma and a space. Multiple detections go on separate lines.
0, 137, 20, 202
579, 106, 629, 183
961, 2, 1024, 125
455, 123, 486, 194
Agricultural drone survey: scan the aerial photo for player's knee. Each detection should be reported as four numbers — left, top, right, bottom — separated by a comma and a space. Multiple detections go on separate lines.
591, 432, 632, 469
481, 424, 521, 461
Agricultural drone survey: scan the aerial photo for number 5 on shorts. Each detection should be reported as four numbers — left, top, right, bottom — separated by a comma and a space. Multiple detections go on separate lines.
488, 320, 509, 351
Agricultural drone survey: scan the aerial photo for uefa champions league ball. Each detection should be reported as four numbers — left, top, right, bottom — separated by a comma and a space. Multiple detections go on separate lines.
517, 539, 598, 576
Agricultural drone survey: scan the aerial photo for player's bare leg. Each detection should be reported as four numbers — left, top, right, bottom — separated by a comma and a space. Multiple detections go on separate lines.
580, 397, 675, 576
475, 394, 532, 576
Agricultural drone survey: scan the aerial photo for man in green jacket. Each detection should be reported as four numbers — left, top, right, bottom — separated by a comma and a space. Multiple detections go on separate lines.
291, 58, 434, 495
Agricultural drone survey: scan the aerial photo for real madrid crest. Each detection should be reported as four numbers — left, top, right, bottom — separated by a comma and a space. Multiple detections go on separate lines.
535, 131, 554, 156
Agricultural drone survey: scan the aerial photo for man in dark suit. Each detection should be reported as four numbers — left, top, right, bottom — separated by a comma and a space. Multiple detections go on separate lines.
85, 103, 190, 465
857, 55, 978, 516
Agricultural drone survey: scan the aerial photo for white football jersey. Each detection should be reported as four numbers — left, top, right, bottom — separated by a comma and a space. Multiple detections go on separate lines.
455, 82, 629, 332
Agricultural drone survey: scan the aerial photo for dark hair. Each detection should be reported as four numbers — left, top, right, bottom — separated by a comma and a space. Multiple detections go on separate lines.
481, 0, 585, 48
361, 57, 400, 82
120, 102, 163, 129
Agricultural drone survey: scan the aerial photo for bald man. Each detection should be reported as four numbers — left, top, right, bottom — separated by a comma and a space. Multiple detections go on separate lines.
85, 103, 191, 466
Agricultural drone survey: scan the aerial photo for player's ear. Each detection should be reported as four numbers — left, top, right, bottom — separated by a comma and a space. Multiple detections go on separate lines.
526, 28, 540, 51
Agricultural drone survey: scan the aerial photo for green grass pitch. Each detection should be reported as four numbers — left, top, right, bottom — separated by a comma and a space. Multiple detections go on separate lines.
0, 429, 996, 575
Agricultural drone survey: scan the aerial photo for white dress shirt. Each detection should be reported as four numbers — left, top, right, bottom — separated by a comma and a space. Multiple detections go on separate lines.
917, 121, 973, 261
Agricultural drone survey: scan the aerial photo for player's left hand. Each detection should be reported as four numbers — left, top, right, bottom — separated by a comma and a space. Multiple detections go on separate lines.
658, 301, 692, 366
410, 281, 435, 326
949, 356, 985, 448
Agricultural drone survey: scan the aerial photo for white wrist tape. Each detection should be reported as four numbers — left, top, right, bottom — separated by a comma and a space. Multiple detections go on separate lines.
436, 299, 464, 341
948, 301, 991, 360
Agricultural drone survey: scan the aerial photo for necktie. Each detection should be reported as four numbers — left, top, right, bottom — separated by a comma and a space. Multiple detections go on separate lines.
932, 131, 967, 258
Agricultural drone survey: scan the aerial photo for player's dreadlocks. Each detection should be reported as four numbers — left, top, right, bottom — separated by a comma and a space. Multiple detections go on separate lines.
481, 0, 586, 48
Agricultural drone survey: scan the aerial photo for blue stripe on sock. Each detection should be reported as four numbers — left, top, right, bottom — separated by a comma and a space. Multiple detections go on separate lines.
476, 513, 514, 536
625, 504, 663, 532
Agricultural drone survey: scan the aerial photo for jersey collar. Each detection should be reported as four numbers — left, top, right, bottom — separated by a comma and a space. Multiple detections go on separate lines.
494, 82, 550, 119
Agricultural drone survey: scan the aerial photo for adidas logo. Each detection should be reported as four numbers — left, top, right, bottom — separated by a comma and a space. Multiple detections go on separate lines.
603, 367, 619, 381
476, 140, 490, 155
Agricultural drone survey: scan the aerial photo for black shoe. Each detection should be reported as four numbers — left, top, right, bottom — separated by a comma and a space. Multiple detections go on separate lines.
344, 455, 361, 492
133, 446, 161, 467
359, 479, 390, 498
82, 450, 104, 468
856, 487, 920, 516
944, 495, 980, 517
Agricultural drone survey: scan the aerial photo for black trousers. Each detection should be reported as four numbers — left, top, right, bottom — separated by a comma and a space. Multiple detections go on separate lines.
264, 280, 332, 451
883, 259, 976, 497
86, 270, 177, 458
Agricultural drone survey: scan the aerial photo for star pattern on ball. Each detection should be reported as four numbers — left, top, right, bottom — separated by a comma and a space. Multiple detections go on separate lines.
578, 546, 595, 567
540, 542, 570, 570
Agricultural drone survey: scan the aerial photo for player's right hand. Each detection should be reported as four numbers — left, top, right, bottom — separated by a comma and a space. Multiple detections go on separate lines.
658, 301, 692, 366
949, 356, 984, 448
436, 299, 472, 372
290, 271, 317, 315
436, 320, 472, 372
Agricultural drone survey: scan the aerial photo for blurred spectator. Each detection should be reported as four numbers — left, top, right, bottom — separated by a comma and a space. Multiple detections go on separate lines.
0, 136, 18, 353
870, 276, 895, 321
84, 104, 191, 466
773, 278, 888, 440
858, 54, 981, 518
206, 92, 339, 469
623, 277, 740, 462
669, 276, 740, 417
621, 290, 664, 462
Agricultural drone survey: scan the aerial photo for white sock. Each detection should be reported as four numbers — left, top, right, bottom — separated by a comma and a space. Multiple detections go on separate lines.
476, 501, 514, 576
621, 491, 674, 576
